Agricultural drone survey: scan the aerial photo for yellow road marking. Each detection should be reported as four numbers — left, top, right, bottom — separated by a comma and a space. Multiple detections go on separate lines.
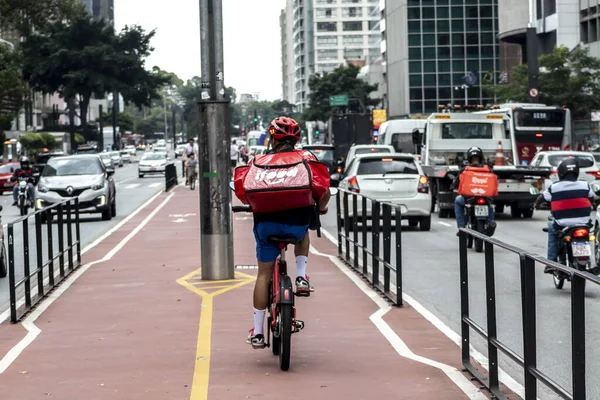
177, 269, 256, 400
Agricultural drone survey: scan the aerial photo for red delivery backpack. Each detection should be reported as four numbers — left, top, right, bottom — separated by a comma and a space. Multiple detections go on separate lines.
457, 165, 499, 198
234, 150, 330, 213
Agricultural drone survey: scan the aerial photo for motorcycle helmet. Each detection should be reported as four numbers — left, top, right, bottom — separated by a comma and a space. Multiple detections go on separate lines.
20, 156, 30, 169
466, 147, 484, 164
557, 157, 579, 180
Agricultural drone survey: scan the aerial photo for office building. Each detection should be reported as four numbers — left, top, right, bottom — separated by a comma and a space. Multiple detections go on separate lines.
383, 0, 501, 118
82, 0, 115, 23
280, 4, 295, 103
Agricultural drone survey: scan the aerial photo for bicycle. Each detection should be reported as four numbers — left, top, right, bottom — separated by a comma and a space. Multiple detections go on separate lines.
189, 169, 197, 190
232, 204, 306, 371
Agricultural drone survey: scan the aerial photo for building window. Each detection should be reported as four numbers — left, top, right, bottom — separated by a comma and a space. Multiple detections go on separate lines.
407, 7, 420, 19
368, 47, 380, 60
317, 49, 338, 60
368, 34, 380, 45
345, 49, 363, 59
342, 7, 362, 17
317, 22, 337, 32
316, 8, 336, 18
343, 21, 363, 31
316, 0, 335, 4
341, 0, 360, 3
317, 36, 338, 46
368, 21, 379, 30
422, 7, 435, 19
343, 34, 363, 45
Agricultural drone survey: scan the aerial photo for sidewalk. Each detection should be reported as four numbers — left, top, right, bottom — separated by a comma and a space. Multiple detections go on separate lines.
0, 186, 511, 399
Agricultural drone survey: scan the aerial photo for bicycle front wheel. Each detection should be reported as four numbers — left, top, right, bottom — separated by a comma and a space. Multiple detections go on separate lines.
279, 304, 292, 371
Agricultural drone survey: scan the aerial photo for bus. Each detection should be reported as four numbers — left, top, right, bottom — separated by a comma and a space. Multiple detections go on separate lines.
475, 103, 571, 165
246, 130, 267, 147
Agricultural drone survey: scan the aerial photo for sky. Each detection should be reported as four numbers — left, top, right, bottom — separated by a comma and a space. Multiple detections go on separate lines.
114, 0, 286, 101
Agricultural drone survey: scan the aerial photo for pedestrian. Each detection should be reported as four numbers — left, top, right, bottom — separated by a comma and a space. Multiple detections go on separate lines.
231, 139, 239, 173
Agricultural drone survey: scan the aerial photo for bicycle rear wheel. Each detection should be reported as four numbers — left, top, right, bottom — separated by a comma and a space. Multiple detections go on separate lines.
279, 304, 292, 371
270, 281, 280, 355
190, 176, 195, 190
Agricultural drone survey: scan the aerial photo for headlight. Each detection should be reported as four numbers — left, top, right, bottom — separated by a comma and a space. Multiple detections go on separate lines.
92, 182, 105, 190
37, 184, 49, 193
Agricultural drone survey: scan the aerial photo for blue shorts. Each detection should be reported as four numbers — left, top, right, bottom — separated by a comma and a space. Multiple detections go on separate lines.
253, 222, 309, 262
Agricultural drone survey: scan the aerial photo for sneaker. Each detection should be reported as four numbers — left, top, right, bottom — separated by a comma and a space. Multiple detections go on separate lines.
246, 329, 266, 349
305, 275, 315, 292
295, 276, 311, 296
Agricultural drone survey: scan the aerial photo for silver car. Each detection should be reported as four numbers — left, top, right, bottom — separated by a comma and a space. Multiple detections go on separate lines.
110, 151, 123, 167
35, 155, 117, 221
99, 152, 114, 169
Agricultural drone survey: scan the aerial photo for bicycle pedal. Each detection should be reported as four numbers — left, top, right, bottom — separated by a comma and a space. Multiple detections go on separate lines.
294, 290, 310, 297
294, 320, 305, 333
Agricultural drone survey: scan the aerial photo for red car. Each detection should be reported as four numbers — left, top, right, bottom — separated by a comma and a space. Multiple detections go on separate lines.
0, 162, 20, 195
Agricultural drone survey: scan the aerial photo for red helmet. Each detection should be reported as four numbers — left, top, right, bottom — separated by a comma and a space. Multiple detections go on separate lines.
268, 117, 301, 142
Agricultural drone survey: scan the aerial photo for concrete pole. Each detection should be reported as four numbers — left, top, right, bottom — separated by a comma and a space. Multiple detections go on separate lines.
112, 91, 119, 150
99, 104, 104, 150
527, 0, 540, 104
198, 0, 234, 280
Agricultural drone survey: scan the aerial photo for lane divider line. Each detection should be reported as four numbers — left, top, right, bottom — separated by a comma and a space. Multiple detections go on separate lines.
0, 191, 175, 374
309, 245, 487, 400
438, 221, 453, 227
317, 226, 526, 399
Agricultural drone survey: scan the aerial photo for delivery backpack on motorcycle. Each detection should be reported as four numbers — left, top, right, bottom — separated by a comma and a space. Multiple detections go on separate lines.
458, 166, 498, 245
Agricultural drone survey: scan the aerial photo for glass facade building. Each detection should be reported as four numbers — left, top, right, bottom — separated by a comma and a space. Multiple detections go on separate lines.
405, 0, 500, 114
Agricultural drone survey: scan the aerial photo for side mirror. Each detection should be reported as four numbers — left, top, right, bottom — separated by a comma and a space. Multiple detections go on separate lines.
229, 181, 235, 191
412, 129, 422, 145
106, 168, 115, 177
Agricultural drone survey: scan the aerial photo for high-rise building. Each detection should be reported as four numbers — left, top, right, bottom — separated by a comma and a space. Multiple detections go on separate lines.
280, 3, 295, 103
383, 0, 501, 118
82, 0, 115, 24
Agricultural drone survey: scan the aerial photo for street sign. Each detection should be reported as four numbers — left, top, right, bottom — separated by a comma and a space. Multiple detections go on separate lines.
329, 94, 349, 107
529, 88, 539, 98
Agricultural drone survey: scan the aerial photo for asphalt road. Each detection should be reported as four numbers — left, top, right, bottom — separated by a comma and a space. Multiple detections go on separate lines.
320, 199, 599, 400
0, 153, 182, 314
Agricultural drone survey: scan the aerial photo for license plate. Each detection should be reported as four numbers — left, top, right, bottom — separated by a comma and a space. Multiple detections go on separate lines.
572, 242, 592, 257
150, 168, 156, 171
474, 205, 489, 217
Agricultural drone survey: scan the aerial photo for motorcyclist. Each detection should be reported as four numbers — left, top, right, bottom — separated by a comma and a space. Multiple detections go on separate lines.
10, 157, 35, 207
451, 146, 497, 236
534, 157, 594, 273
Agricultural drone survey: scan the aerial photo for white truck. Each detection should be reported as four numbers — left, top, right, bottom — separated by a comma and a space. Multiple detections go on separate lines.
415, 112, 552, 219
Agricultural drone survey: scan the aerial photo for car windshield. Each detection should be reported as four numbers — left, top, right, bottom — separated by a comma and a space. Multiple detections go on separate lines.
0, 164, 16, 174
99, 153, 111, 159
548, 154, 595, 168
43, 158, 103, 176
354, 147, 392, 155
440, 123, 493, 139
307, 148, 334, 162
357, 157, 419, 175
142, 154, 165, 161
110, 152, 119, 157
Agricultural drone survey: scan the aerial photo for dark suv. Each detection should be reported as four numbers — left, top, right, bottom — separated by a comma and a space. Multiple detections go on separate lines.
33, 151, 65, 174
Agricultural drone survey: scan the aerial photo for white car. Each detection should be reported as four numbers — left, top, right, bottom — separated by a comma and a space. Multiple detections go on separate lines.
530, 151, 599, 190
110, 151, 123, 167
124, 145, 136, 156
119, 150, 132, 163
337, 153, 432, 231
138, 152, 169, 178
98, 152, 114, 169
344, 144, 395, 170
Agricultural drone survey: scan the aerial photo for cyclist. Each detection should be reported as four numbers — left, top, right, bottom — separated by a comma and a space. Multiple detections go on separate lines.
11, 157, 35, 207
187, 153, 198, 183
233, 116, 331, 349
184, 138, 198, 185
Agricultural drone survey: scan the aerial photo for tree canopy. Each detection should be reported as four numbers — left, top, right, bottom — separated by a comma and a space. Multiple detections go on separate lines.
0, 0, 85, 37
0, 44, 28, 130
304, 64, 380, 122
490, 45, 600, 120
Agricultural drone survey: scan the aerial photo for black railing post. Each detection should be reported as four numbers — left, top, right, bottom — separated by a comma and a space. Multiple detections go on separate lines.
382, 204, 392, 294
75, 198, 81, 266
66, 200, 74, 271
362, 196, 368, 275
484, 240, 499, 394
458, 229, 470, 365
35, 213, 44, 298
47, 210, 55, 287
8, 224, 16, 323
57, 203, 65, 279
336, 191, 342, 256
22, 219, 31, 310
352, 192, 359, 270
394, 205, 402, 306
343, 192, 350, 262
372, 201, 381, 287
520, 254, 537, 400
571, 271, 586, 399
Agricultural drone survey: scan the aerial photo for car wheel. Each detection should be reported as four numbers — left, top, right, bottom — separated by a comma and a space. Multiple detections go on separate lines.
419, 216, 432, 231
101, 207, 112, 221
111, 198, 116, 217
139, 173, 144, 178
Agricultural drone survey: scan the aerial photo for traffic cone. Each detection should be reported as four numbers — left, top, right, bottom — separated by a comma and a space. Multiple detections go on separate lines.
494, 141, 505, 166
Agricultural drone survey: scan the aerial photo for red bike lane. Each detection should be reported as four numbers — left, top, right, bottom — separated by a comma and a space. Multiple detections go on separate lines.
0, 186, 512, 399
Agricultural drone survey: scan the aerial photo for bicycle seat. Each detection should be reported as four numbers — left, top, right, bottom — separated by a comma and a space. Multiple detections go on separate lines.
269, 235, 297, 245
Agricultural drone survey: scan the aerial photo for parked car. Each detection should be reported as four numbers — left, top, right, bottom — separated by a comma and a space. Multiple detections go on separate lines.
124, 145, 136, 156
34, 155, 117, 221
98, 152, 114, 169
119, 150, 132, 164
138, 152, 169, 178
175, 144, 187, 158
110, 151, 123, 167
337, 153, 432, 231
0, 162, 19, 195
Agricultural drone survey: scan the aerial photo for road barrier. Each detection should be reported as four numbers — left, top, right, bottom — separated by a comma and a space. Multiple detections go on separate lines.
459, 228, 590, 400
8, 198, 81, 323
335, 189, 402, 305
165, 163, 177, 192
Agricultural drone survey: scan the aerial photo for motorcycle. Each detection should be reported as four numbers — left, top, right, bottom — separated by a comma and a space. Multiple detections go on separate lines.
542, 214, 596, 290
463, 196, 495, 253
16, 174, 39, 216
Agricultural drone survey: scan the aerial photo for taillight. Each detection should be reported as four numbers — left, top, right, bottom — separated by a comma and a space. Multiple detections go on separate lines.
550, 169, 557, 176
573, 228, 589, 238
476, 197, 486, 205
337, 166, 343, 173
348, 176, 360, 193
418, 175, 429, 193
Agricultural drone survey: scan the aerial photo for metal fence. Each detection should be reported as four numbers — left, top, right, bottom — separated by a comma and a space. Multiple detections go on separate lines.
8, 198, 81, 323
459, 228, 591, 400
165, 163, 178, 192
335, 189, 402, 305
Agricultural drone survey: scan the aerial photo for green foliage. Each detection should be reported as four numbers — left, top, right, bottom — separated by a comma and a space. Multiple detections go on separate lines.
74, 133, 85, 144
0, 0, 85, 37
100, 112, 134, 132
488, 45, 600, 120
0, 45, 28, 128
19, 132, 58, 151
304, 64, 380, 122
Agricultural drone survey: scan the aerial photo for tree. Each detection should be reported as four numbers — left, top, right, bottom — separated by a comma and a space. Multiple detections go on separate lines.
19, 132, 57, 153
19, 15, 170, 128
304, 64, 380, 122
0, 44, 28, 131
489, 45, 600, 120
0, 0, 85, 37
101, 112, 134, 132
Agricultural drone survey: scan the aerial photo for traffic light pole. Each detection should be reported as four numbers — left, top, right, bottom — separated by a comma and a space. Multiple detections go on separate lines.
198, 0, 234, 280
